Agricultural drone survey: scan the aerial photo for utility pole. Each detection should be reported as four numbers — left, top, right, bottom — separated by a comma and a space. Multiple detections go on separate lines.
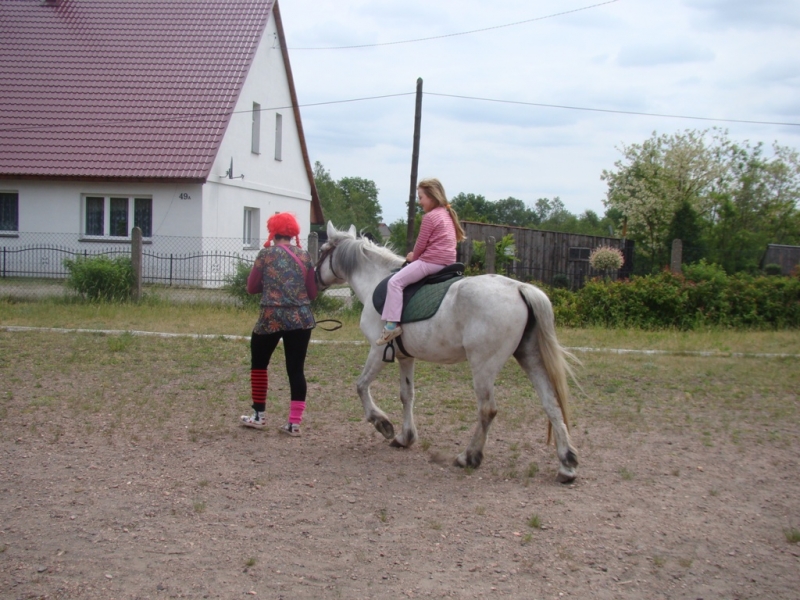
406, 77, 423, 254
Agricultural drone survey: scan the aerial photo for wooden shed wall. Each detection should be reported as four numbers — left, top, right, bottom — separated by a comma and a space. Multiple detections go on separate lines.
458, 221, 633, 289
763, 244, 800, 276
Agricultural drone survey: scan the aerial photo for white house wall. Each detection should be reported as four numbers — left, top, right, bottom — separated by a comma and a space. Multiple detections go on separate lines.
205, 9, 313, 245
3, 179, 203, 251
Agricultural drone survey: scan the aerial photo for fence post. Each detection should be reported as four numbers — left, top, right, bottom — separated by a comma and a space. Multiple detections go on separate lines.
131, 227, 143, 301
485, 236, 496, 274
308, 232, 318, 263
670, 238, 683, 274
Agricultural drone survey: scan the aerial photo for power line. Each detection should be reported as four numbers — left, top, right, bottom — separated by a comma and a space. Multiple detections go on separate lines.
3, 89, 797, 133
288, 0, 620, 50
0, 93, 416, 133
425, 92, 800, 127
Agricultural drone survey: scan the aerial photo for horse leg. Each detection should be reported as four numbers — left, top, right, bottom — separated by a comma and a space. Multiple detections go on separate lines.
356, 347, 395, 439
389, 357, 417, 448
455, 357, 504, 469
515, 350, 579, 483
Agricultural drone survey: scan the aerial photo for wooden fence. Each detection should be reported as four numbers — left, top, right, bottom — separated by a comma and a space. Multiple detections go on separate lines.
458, 221, 634, 289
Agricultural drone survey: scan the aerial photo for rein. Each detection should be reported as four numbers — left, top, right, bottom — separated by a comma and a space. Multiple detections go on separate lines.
312, 243, 344, 333
315, 243, 341, 289
315, 319, 342, 331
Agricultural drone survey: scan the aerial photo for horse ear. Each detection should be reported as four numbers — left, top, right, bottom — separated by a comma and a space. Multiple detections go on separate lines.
348, 224, 357, 238
327, 221, 337, 237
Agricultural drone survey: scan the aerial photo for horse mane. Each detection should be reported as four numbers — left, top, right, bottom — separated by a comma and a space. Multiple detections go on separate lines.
328, 228, 404, 279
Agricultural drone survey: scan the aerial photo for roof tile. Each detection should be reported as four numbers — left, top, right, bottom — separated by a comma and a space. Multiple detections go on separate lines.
0, 0, 275, 181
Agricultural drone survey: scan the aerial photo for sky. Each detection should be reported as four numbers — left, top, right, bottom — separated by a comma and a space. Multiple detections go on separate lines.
276, 0, 800, 226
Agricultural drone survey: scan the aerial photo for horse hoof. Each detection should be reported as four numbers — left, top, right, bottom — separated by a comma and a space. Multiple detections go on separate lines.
389, 438, 406, 448
454, 450, 483, 469
372, 418, 395, 440
556, 469, 576, 484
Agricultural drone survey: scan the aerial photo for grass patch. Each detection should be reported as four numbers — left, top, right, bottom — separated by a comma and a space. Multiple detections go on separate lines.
785, 527, 800, 544
1, 300, 798, 463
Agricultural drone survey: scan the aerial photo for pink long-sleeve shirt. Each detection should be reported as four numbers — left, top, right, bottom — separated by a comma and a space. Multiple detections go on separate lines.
411, 206, 457, 265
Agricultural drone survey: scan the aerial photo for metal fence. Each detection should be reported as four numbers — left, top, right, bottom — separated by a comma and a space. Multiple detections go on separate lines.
0, 232, 317, 303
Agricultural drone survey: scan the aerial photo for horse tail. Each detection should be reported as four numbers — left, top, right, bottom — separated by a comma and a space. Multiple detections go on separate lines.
517, 285, 578, 445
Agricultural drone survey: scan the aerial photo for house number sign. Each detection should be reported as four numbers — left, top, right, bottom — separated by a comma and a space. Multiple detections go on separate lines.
179, 193, 192, 200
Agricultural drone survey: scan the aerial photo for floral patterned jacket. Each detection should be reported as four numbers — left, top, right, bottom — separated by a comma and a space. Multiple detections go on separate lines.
247, 245, 315, 334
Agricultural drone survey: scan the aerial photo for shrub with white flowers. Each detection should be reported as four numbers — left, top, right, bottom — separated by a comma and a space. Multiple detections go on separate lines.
589, 246, 625, 272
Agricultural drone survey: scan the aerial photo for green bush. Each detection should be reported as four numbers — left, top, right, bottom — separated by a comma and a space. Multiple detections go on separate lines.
63, 255, 134, 302
224, 260, 260, 309
539, 266, 800, 330
544, 285, 581, 327
551, 273, 570, 289
763, 263, 783, 276
469, 234, 516, 273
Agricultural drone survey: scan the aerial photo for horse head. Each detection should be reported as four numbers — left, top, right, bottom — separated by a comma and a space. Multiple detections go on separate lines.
315, 222, 357, 289
316, 221, 405, 295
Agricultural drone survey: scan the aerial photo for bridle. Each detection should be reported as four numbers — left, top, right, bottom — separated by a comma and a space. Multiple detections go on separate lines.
315, 243, 342, 289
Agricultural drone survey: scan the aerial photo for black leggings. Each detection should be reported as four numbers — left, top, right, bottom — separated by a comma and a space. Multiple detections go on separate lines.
250, 329, 312, 401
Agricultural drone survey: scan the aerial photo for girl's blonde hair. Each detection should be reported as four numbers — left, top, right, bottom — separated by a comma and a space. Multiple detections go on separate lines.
418, 178, 466, 242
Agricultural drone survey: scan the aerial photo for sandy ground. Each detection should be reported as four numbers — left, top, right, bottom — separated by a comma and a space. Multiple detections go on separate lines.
2, 405, 799, 600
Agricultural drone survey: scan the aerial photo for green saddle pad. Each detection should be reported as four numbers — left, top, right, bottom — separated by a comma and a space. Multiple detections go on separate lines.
401, 276, 462, 323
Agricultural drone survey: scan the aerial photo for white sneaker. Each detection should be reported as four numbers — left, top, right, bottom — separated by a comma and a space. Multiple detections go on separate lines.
240, 411, 265, 429
279, 423, 301, 437
376, 325, 402, 345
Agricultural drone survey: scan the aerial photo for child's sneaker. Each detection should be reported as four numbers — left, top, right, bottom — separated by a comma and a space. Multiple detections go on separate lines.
240, 410, 265, 429
376, 324, 402, 345
279, 422, 300, 437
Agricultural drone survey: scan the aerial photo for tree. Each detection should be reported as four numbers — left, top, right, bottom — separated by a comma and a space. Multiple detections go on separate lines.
450, 193, 492, 223
313, 162, 382, 238
699, 139, 800, 272
602, 129, 726, 272
666, 200, 706, 265
492, 197, 537, 227
537, 197, 573, 230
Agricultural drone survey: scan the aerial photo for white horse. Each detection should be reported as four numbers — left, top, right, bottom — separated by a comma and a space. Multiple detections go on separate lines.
316, 222, 579, 483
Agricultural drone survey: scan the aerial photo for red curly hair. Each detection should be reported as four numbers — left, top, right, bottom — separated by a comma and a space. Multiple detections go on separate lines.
265, 212, 301, 248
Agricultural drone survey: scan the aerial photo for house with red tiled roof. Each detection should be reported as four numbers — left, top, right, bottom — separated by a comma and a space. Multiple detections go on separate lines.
0, 0, 322, 260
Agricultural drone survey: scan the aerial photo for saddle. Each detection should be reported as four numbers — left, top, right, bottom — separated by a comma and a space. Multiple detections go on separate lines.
371, 262, 465, 324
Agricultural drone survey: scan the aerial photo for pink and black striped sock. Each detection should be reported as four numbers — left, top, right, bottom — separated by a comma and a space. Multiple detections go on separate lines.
250, 369, 268, 412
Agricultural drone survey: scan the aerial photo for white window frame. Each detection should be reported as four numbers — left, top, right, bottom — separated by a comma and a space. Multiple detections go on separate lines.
251, 102, 261, 154
81, 195, 153, 240
243, 207, 259, 248
274, 113, 282, 161
0, 191, 19, 234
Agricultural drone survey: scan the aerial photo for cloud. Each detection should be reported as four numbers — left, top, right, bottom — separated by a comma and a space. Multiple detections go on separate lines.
617, 41, 714, 67
278, 0, 800, 226
686, 0, 800, 30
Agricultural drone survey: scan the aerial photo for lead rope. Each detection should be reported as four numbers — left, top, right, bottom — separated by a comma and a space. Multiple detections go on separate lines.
314, 319, 343, 331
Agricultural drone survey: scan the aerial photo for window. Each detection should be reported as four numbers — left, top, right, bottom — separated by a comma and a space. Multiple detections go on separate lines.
0, 191, 19, 232
251, 102, 261, 154
274, 113, 282, 161
569, 247, 590, 261
243, 207, 259, 247
134, 198, 152, 237
83, 195, 152, 239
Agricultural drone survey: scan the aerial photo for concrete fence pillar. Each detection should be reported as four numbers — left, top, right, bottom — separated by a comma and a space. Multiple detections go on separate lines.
485, 236, 496, 274
131, 227, 143, 301
308, 231, 318, 263
670, 238, 683, 274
